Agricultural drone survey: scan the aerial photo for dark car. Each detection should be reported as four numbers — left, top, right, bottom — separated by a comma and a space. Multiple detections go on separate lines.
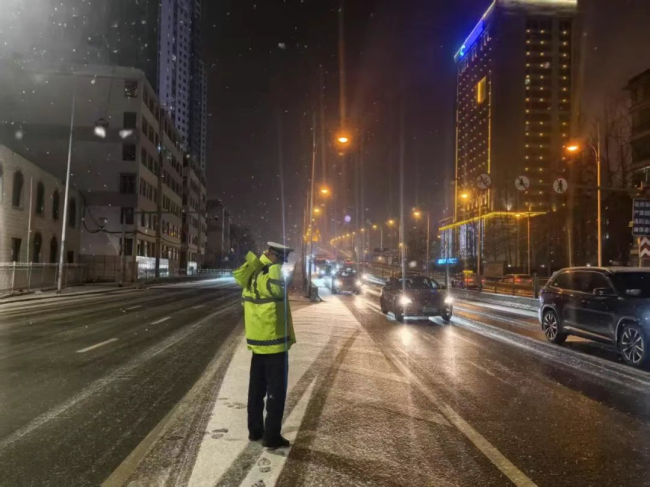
332, 269, 362, 294
539, 267, 650, 368
318, 264, 333, 278
451, 271, 482, 290
380, 275, 453, 323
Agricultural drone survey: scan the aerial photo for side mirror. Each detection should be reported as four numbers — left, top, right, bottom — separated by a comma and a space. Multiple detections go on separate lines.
593, 287, 615, 297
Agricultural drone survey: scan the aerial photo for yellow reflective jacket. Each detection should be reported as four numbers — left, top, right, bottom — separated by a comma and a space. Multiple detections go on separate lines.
234, 252, 295, 354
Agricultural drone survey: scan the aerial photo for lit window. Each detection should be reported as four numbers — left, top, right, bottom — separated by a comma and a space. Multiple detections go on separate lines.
476, 77, 487, 104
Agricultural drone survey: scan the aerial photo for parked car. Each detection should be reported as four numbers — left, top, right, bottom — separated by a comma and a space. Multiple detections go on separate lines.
451, 271, 482, 290
539, 267, 650, 368
380, 275, 453, 323
502, 274, 532, 285
332, 269, 362, 294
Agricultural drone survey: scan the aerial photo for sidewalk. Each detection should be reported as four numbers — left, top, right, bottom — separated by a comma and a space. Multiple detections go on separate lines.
118, 291, 463, 486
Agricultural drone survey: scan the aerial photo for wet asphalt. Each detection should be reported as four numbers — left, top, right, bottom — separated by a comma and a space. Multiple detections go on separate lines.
0, 279, 242, 486
2, 279, 650, 486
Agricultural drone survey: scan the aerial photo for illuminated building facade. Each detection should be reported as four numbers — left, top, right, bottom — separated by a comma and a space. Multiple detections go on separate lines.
444, 0, 579, 269
626, 69, 650, 188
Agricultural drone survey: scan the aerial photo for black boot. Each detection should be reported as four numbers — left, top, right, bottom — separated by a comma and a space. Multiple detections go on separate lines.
249, 430, 264, 442
262, 435, 290, 449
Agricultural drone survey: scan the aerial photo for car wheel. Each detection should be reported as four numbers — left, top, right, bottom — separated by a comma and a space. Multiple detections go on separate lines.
395, 311, 405, 323
541, 309, 567, 345
618, 323, 649, 368
441, 311, 452, 323
380, 298, 388, 314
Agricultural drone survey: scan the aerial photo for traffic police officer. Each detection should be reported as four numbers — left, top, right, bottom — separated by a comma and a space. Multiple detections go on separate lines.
233, 242, 296, 448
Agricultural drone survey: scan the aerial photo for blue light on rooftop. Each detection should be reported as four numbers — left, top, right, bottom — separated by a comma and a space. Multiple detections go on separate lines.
454, 1, 496, 62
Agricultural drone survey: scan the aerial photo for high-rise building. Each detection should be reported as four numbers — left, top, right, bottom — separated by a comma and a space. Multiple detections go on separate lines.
443, 0, 579, 267
626, 69, 650, 188
159, 0, 207, 171
4, 0, 208, 173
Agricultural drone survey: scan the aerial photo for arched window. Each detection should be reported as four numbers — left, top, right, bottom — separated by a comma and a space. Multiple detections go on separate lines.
32, 232, 42, 263
52, 190, 60, 220
68, 198, 77, 228
12, 171, 24, 208
50, 236, 58, 264
36, 182, 45, 215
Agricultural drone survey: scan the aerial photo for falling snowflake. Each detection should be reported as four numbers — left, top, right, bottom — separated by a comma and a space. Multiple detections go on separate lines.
15, 130, 24, 140
278, 43, 286, 50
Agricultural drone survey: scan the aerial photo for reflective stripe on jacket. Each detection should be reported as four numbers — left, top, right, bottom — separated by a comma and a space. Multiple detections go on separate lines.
236, 253, 295, 354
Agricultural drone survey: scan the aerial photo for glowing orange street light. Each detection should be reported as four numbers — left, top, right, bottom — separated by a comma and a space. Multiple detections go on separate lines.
320, 188, 330, 195
566, 144, 580, 153
337, 135, 350, 144
387, 219, 396, 226
314, 208, 321, 214
461, 193, 469, 199
372, 224, 378, 229
412, 209, 422, 218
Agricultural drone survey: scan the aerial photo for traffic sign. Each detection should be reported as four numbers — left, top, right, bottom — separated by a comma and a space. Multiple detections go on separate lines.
632, 199, 650, 236
515, 176, 530, 191
553, 178, 568, 194
640, 237, 650, 258
476, 173, 492, 190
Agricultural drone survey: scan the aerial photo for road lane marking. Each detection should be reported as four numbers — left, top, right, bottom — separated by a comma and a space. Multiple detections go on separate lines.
192, 305, 205, 309
0, 302, 241, 454
126, 305, 142, 310
151, 316, 171, 325
386, 348, 537, 487
76, 338, 119, 354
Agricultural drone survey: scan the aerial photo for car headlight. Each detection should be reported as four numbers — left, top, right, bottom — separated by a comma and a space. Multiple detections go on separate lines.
363, 273, 369, 280
399, 296, 413, 306
355, 280, 363, 287
444, 296, 454, 305
335, 279, 343, 286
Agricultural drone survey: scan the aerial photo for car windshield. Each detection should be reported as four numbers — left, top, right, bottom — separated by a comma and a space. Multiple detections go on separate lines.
400, 277, 438, 289
611, 273, 650, 298
337, 270, 356, 278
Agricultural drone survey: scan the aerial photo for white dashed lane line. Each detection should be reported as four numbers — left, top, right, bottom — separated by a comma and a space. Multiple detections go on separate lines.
151, 316, 171, 325
126, 305, 142, 311
76, 338, 119, 354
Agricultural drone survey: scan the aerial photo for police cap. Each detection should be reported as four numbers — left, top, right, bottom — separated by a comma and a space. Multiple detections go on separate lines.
267, 242, 294, 260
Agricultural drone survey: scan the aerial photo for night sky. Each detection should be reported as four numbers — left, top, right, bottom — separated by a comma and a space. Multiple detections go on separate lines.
202, 0, 650, 246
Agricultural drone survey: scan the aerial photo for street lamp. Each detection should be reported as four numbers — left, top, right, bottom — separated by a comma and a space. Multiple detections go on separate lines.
566, 126, 602, 267
320, 187, 331, 195
412, 208, 431, 273
460, 190, 484, 276
337, 136, 349, 144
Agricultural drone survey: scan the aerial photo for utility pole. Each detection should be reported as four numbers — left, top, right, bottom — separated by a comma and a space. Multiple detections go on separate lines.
57, 86, 76, 293
596, 121, 602, 267
119, 214, 127, 286
307, 112, 317, 298
155, 109, 164, 278
477, 194, 482, 276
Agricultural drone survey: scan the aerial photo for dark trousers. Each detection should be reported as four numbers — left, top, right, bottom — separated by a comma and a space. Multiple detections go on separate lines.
248, 352, 288, 440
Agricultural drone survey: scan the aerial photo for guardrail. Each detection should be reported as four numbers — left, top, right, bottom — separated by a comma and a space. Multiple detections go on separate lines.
362, 262, 548, 298
0, 263, 85, 294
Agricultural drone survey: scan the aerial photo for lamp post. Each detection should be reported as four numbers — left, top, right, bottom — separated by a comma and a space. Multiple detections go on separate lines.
461, 191, 484, 275
567, 123, 602, 267
516, 212, 532, 275
57, 86, 77, 294
413, 209, 431, 273
372, 224, 383, 251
